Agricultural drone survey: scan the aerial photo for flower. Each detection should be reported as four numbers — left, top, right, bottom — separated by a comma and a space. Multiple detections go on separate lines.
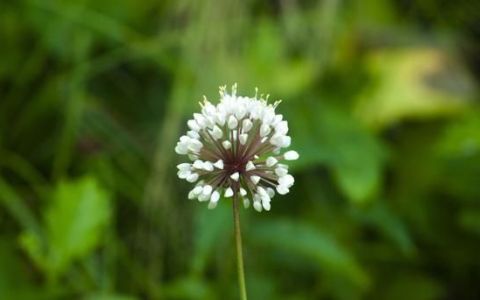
175, 84, 299, 212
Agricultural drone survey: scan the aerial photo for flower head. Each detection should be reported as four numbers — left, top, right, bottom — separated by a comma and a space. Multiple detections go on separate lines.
175, 84, 299, 212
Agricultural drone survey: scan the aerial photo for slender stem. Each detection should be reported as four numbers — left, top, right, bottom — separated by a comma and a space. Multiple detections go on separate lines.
233, 194, 248, 300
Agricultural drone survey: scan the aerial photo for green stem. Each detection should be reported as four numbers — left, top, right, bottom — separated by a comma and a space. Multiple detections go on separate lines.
233, 194, 248, 300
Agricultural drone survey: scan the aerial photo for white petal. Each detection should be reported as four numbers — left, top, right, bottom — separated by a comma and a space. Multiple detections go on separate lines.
240, 188, 247, 196
243, 198, 250, 208
257, 186, 267, 197
205, 116, 216, 129
216, 112, 226, 126
245, 161, 256, 171
284, 150, 299, 160
230, 172, 240, 181
266, 156, 278, 167
263, 108, 275, 125
177, 163, 191, 171
208, 201, 218, 209
275, 167, 288, 177
250, 175, 260, 185
210, 126, 223, 140
188, 190, 197, 200
213, 160, 224, 169
188, 139, 203, 152
276, 185, 289, 195
198, 193, 210, 202
175, 145, 188, 155
242, 119, 253, 133
222, 140, 232, 150
228, 115, 238, 129
177, 170, 190, 179
187, 119, 201, 132
260, 123, 271, 137
186, 173, 199, 182
253, 201, 263, 212
261, 193, 271, 203
187, 130, 200, 139
210, 190, 220, 203
224, 187, 234, 198
270, 135, 290, 148
266, 187, 275, 198
272, 114, 283, 126
262, 200, 271, 211
275, 120, 289, 135
281, 136, 291, 148
203, 161, 214, 171
239, 133, 248, 145
203, 101, 216, 115
192, 186, 203, 195
278, 174, 294, 187
193, 113, 207, 128
193, 160, 204, 169
179, 135, 190, 143
202, 185, 213, 196
235, 105, 247, 119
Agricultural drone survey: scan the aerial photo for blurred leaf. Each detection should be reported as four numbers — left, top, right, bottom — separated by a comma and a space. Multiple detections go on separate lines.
162, 277, 213, 300
351, 0, 396, 28
0, 240, 44, 300
21, 177, 111, 279
252, 219, 369, 288
354, 48, 474, 129
0, 4, 26, 80
353, 202, 415, 256
191, 202, 231, 274
245, 20, 316, 97
378, 273, 443, 300
437, 112, 480, 157
84, 294, 137, 300
0, 178, 41, 235
47, 177, 111, 276
435, 113, 480, 199
247, 273, 277, 300
459, 210, 480, 235
20, 232, 46, 272
333, 160, 381, 205
25, 0, 140, 58
0, 149, 47, 185
291, 102, 386, 203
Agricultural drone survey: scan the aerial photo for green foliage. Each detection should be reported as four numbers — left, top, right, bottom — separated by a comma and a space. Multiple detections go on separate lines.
376, 273, 443, 300
0, 0, 479, 299
354, 48, 474, 129
21, 177, 111, 281
0, 240, 46, 300
291, 102, 386, 203
252, 219, 369, 287
84, 294, 137, 300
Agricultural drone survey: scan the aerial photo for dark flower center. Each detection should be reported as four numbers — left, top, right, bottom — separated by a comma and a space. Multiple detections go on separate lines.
225, 159, 245, 174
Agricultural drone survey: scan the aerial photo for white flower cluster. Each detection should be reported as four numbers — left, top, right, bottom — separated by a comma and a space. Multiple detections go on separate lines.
175, 84, 299, 212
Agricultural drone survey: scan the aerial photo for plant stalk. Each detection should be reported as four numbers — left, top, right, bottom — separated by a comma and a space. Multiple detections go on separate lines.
233, 194, 248, 300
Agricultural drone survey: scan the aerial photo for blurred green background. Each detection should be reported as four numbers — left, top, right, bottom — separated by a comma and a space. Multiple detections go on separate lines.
1, 0, 480, 299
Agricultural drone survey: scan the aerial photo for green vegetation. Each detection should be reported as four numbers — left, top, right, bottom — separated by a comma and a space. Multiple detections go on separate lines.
0, 0, 479, 299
